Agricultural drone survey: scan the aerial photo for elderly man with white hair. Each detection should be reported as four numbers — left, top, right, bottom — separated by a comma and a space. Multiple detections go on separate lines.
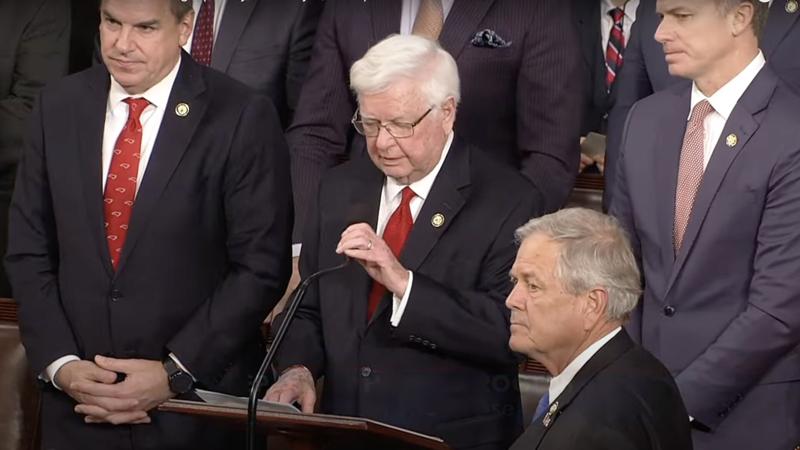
507, 208, 692, 450
265, 34, 541, 449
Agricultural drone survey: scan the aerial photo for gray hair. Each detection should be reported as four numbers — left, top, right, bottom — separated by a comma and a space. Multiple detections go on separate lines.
349, 34, 461, 106
515, 208, 642, 322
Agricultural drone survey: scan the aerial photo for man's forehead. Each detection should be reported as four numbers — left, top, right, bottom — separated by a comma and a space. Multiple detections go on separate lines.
656, 0, 707, 12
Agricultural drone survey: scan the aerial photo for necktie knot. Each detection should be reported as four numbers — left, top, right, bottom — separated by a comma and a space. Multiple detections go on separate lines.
689, 100, 715, 128
400, 186, 416, 206
609, 7, 625, 24
123, 97, 150, 122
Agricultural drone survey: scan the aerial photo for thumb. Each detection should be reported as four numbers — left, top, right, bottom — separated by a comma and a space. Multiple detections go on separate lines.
87, 363, 119, 384
94, 355, 138, 374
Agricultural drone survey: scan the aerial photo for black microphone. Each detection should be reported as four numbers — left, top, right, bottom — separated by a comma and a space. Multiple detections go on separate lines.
246, 258, 350, 450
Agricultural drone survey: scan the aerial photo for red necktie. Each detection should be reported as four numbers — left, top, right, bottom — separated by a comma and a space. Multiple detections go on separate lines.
605, 7, 626, 90
191, 0, 215, 66
367, 187, 416, 321
104, 97, 149, 270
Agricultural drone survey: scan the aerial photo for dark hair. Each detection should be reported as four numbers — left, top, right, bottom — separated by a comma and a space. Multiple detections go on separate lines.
170, 0, 194, 21
717, 0, 770, 39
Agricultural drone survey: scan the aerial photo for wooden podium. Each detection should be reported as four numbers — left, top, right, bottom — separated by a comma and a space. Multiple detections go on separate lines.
159, 399, 450, 450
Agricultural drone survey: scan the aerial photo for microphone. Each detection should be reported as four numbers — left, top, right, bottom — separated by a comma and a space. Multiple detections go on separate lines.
246, 258, 350, 450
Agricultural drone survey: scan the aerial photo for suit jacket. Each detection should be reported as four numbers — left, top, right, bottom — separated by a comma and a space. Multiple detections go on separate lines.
288, 0, 582, 240
604, 0, 800, 208
610, 66, 800, 450
275, 136, 541, 450
0, 0, 70, 298
5, 52, 293, 449
574, 0, 613, 136
510, 330, 693, 450
209, 0, 323, 128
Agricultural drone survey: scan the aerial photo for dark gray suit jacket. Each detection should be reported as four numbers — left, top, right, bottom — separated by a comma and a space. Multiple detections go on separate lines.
510, 331, 692, 450
288, 0, 583, 240
208, 0, 323, 128
276, 135, 541, 450
611, 66, 800, 450
604, 0, 800, 208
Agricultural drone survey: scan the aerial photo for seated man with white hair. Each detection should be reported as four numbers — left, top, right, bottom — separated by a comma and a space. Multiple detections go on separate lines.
507, 208, 692, 450
265, 34, 541, 450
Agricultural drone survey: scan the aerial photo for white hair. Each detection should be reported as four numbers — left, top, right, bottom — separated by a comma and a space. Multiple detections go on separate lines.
515, 208, 642, 322
349, 34, 461, 106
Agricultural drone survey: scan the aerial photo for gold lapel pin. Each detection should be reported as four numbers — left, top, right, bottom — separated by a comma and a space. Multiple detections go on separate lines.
542, 401, 559, 428
787, 0, 799, 14
725, 133, 738, 148
431, 213, 445, 228
175, 103, 190, 117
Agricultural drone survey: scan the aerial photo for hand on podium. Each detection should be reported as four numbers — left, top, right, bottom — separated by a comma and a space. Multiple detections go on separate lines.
264, 365, 316, 413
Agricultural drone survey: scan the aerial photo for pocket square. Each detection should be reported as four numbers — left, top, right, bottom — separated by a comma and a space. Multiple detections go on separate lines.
470, 29, 512, 48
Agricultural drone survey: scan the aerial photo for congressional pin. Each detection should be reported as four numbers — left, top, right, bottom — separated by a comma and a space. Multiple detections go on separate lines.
542, 401, 559, 428
725, 133, 738, 148
175, 103, 190, 117
787, 0, 799, 13
431, 213, 445, 228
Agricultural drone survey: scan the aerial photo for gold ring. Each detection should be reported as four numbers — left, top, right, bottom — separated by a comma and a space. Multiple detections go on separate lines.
367, 240, 373, 250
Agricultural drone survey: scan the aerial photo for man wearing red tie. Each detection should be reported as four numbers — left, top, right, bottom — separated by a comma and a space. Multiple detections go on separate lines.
5, 0, 292, 448
265, 34, 541, 450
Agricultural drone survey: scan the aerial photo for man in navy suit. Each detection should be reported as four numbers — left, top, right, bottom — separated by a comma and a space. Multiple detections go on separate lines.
611, 1, 800, 449
266, 34, 541, 450
5, 0, 292, 448
604, 0, 800, 207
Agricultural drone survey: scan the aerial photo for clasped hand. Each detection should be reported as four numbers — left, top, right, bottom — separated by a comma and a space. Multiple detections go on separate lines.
335, 223, 409, 296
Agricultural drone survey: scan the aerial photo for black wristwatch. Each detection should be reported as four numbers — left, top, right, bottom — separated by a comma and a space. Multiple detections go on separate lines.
163, 357, 194, 395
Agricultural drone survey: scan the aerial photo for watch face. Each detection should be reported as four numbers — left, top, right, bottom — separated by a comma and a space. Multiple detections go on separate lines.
170, 372, 193, 394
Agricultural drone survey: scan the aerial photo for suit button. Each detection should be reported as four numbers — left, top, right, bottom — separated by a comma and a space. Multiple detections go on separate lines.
360, 367, 372, 378
430, 343, 437, 350
111, 289, 123, 302
422, 340, 430, 347
663, 305, 676, 317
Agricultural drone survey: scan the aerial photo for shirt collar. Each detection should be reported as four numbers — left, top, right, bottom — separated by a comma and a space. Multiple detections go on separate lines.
108, 55, 182, 113
384, 131, 454, 203
690, 51, 765, 122
602, 0, 638, 20
549, 327, 622, 403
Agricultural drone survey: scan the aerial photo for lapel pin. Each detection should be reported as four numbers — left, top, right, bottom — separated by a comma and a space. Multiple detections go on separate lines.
431, 213, 445, 228
542, 401, 559, 428
175, 103, 190, 117
725, 133, 738, 148
787, 0, 798, 13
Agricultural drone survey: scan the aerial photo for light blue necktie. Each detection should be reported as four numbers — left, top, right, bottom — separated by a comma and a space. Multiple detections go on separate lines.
532, 392, 550, 424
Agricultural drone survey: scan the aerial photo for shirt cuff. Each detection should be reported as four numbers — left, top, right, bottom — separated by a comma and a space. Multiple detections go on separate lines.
43, 355, 81, 390
169, 352, 196, 381
390, 271, 414, 327
292, 244, 302, 258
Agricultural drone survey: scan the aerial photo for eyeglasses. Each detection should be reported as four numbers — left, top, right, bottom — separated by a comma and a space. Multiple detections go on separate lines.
351, 107, 433, 139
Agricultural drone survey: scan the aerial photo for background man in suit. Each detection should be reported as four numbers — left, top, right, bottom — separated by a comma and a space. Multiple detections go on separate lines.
0, 0, 70, 298
573, 0, 639, 173
182, 0, 324, 128
604, 0, 800, 207
288, 0, 582, 246
5, 0, 292, 448
266, 35, 540, 450
507, 208, 692, 450
611, 1, 800, 448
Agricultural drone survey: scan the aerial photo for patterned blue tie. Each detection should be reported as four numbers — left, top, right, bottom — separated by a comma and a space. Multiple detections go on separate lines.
532, 392, 550, 424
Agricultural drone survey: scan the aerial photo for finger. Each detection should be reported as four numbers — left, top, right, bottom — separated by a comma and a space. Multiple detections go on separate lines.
95, 355, 143, 374
336, 235, 373, 253
74, 391, 139, 412
299, 387, 316, 414
264, 387, 281, 402
72, 380, 128, 399
76, 403, 112, 419
85, 365, 120, 384
105, 410, 150, 425
276, 388, 299, 406
340, 222, 373, 237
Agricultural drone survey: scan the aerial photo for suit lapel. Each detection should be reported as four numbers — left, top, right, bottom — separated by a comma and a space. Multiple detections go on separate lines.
654, 87, 690, 276
78, 66, 114, 277
115, 53, 207, 274
211, 0, 259, 72
532, 331, 635, 447
368, 137, 470, 325
666, 68, 776, 296
439, 0, 495, 60
370, 0, 401, 43
761, 1, 800, 57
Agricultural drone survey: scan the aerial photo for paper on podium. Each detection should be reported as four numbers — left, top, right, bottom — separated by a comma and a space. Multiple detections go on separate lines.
194, 388, 301, 414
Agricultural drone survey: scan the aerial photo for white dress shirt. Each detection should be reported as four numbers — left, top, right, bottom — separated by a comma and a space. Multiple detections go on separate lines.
689, 51, 765, 169
600, 0, 639, 58
379, 132, 453, 326
43, 57, 183, 388
546, 327, 622, 407
183, 0, 228, 52
400, 0, 456, 35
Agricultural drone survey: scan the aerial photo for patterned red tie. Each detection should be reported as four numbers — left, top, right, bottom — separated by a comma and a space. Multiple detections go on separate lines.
104, 97, 149, 270
367, 187, 416, 321
674, 100, 714, 252
605, 7, 626, 90
191, 0, 215, 66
